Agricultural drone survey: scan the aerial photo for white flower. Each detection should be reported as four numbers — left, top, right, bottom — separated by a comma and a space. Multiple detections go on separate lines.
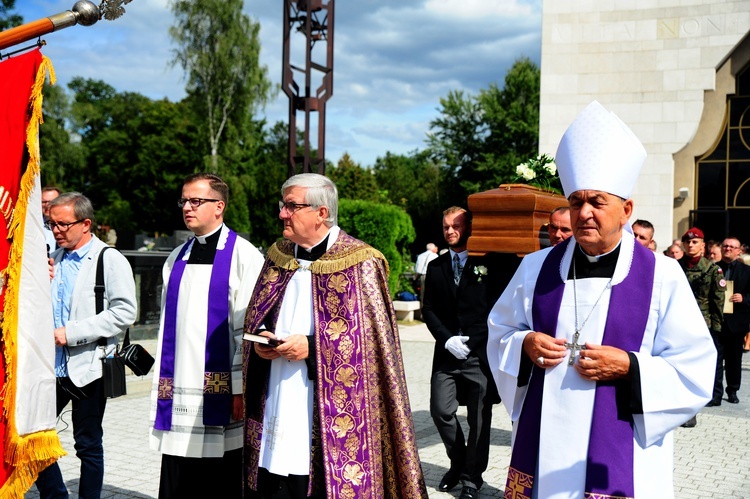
473, 265, 488, 282
544, 161, 557, 175
516, 163, 536, 181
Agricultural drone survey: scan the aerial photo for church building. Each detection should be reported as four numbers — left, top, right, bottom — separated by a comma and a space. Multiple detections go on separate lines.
539, 0, 750, 248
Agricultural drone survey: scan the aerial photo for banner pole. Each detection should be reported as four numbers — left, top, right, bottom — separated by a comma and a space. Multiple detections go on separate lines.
0, 1, 100, 52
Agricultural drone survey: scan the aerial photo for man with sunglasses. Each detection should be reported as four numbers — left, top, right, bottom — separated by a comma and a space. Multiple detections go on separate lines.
149, 173, 264, 498
36, 192, 137, 498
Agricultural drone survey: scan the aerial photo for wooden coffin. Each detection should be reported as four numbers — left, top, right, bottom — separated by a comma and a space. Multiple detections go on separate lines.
467, 184, 568, 256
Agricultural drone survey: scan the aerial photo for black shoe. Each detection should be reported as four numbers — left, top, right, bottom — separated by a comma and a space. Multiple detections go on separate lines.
727, 392, 740, 404
680, 415, 697, 428
438, 470, 460, 492
706, 398, 722, 407
459, 485, 479, 499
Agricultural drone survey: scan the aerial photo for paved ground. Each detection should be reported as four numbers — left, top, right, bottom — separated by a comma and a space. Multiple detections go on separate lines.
26, 323, 750, 498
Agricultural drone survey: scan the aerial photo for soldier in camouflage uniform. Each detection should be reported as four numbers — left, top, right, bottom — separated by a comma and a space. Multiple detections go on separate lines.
679, 227, 725, 425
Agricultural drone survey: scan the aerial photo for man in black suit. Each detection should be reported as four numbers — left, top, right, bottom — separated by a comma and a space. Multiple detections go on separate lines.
422, 206, 519, 499
714, 237, 750, 404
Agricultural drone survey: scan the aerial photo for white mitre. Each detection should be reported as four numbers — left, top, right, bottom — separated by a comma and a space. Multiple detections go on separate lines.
555, 101, 646, 200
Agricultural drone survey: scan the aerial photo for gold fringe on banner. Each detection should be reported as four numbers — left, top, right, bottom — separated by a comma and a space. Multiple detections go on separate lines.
0, 54, 65, 499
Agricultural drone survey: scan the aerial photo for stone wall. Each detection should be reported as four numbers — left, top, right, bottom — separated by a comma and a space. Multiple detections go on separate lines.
540, 0, 750, 248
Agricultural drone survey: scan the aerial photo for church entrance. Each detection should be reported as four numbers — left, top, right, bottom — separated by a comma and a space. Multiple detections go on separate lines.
692, 60, 750, 245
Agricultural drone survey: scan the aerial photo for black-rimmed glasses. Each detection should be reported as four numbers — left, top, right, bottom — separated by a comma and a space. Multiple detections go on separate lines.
177, 198, 221, 209
278, 201, 312, 213
46, 219, 85, 232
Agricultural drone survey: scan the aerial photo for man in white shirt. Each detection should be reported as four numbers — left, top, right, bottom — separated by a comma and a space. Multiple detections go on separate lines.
415, 242, 438, 302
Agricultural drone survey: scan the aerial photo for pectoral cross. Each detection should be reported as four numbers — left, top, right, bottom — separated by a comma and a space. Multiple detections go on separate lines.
266, 416, 284, 450
564, 332, 584, 366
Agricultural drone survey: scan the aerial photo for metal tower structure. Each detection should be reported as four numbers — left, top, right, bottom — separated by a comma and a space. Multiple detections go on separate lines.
283, 0, 334, 178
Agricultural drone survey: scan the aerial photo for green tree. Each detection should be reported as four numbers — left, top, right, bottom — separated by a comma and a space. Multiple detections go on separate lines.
240, 121, 293, 248
39, 82, 86, 188
169, 0, 272, 173
338, 199, 415, 296
476, 57, 541, 188
328, 153, 378, 202
67, 78, 202, 245
373, 150, 444, 253
426, 57, 541, 203
0, 0, 22, 30
426, 90, 486, 205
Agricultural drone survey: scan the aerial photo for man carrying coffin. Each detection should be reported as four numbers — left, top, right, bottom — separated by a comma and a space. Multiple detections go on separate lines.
487, 101, 716, 498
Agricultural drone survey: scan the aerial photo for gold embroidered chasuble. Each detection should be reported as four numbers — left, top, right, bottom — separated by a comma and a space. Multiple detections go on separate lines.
243, 230, 427, 498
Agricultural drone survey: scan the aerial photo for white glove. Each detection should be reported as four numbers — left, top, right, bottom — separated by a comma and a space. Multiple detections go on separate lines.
445, 335, 471, 360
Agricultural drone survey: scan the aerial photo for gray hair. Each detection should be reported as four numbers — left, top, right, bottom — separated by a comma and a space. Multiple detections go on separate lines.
281, 173, 338, 226
48, 192, 96, 226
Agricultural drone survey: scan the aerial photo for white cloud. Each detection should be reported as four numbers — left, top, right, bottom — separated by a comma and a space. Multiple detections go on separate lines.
424, 0, 534, 19
14, 0, 542, 166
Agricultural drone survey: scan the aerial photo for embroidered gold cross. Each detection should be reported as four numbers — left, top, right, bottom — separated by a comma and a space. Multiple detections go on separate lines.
203, 372, 230, 394
158, 377, 173, 399
506, 467, 532, 499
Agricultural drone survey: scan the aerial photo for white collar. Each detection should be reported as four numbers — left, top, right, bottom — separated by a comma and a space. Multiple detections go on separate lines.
194, 224, 223, 244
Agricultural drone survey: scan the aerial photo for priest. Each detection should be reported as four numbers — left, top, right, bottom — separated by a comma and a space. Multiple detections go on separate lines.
243, 173, 427, 498
487, 101, 716, 499
149, 173, 264, 497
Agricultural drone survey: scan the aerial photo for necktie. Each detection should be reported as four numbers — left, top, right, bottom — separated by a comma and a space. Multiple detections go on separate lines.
453, 254, 462, 284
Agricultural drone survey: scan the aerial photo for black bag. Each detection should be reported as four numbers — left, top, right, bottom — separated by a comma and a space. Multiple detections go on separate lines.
120, 329, 155, 376
95, 247, 128, 398
101, 355, 127, 398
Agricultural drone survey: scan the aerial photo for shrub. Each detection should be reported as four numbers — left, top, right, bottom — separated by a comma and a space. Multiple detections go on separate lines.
338, 199, 416, 297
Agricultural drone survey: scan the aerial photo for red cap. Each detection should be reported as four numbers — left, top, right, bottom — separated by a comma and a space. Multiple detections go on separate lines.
682, 227, 704, 241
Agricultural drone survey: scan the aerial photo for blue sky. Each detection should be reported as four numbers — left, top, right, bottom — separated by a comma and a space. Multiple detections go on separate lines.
13, 0, 542, 167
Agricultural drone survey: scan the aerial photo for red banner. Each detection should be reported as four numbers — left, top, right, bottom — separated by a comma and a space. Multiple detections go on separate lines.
0, 48, 64, 496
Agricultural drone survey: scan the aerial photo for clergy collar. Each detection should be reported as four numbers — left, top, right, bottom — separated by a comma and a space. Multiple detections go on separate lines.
188, 225, 223, 265
194, 224, 223, 244
577, 240, 621, 263
295, 226, 339, 262
568, 241, 622, 279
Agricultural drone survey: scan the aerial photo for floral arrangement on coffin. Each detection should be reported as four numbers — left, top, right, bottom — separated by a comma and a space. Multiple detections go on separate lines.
512, 153, 563, 195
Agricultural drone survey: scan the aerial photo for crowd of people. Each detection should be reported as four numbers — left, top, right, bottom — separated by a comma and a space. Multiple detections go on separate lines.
35, 100, 741, 499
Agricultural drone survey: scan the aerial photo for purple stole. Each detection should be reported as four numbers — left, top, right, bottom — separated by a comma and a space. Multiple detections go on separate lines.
155, 229, 238, 430
506, 239, 655, 499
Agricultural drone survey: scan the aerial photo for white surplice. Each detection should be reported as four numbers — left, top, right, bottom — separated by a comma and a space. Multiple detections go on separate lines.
149, 226, 264, 458
487, 231, 716, 498
259, 226, 340, 476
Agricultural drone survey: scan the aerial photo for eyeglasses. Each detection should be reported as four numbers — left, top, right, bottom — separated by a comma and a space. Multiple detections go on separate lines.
722, 244, 740, 249
46, 219, 85, 232
278, 200, 312, 213
177, 198, 221, 209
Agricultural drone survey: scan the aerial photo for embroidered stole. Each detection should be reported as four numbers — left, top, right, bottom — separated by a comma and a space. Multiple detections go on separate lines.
155, 229, 237, 430
507, 239, 655, 499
